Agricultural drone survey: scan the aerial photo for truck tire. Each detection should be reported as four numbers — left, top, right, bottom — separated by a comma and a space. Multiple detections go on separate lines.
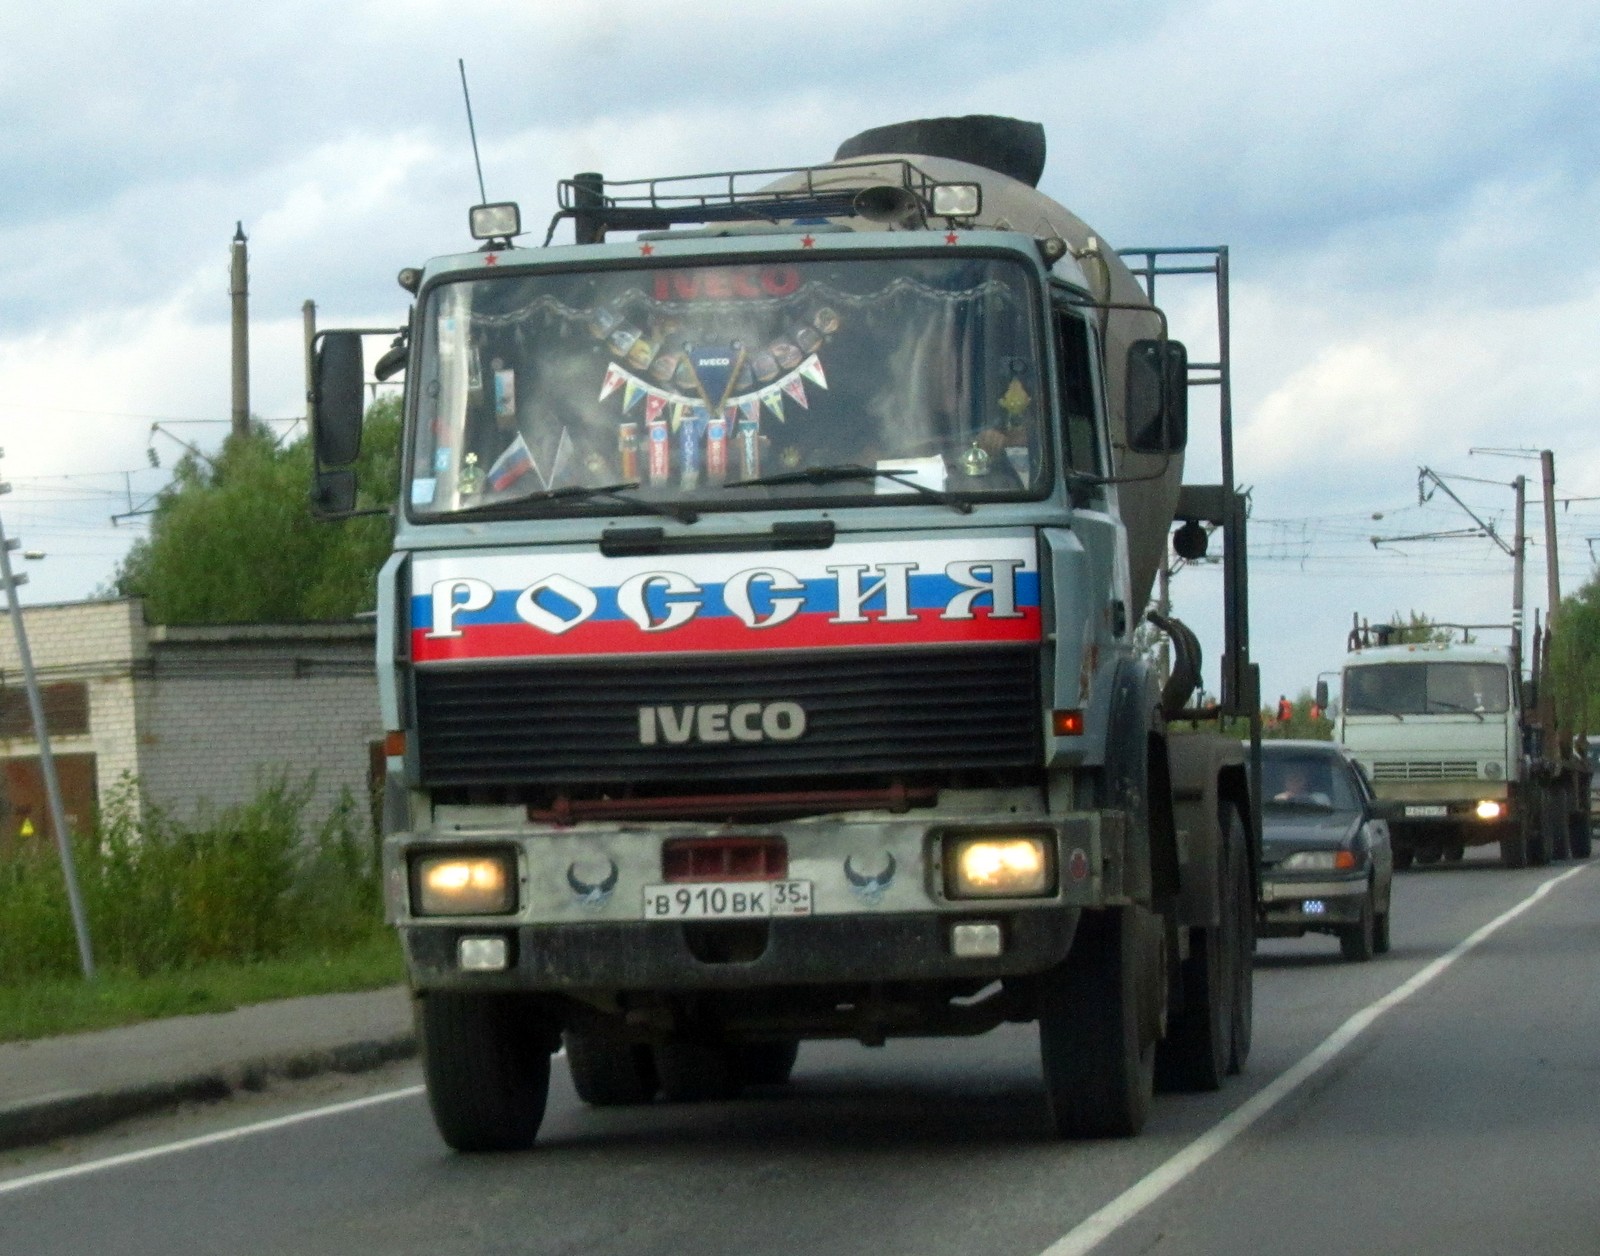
1156, 805, 1249, 1091
1528, 790, 1553, 867
734, 1040, 801, 1086
419, 992, 554, 1152
1226, 804, 1255, 1077
1339, 889, 1376, 962
563, 1030, 659, 1106
1393, 846, 1415, 871
1038, 907, 1157, 1138
1499, 817, 1528, 868
655, 1043, 742, 1102
1548, 790, 1570, 861
1570, 811, 1592, 860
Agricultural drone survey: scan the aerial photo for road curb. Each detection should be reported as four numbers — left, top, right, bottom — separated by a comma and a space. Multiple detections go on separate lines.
0, 1033, 417, 1153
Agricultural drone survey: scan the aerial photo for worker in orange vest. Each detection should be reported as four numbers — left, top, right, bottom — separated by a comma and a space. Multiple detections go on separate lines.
1276, 695, 1293, 724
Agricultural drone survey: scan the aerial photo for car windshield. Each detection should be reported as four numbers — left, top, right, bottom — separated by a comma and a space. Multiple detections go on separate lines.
1343, 661, 1509, 716
1261, 753, 1356, 811
406, 254, 1048, 518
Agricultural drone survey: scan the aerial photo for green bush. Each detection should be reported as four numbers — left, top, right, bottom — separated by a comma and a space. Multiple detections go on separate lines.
0, 772, 385, 985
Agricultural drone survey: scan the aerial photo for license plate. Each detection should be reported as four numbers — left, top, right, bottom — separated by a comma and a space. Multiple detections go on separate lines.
642, 880, 812, 920
1405, 805, 1448, 818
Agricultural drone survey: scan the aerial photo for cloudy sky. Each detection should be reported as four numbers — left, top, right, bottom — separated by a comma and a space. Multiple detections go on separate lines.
3, 0, 1597, 701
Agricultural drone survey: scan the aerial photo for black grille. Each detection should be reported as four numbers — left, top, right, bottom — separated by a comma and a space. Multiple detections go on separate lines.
413, 646, 1040, 786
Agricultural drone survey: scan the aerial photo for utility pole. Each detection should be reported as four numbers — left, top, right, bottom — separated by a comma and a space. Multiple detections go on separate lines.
230, 222, 250, 442
0, 462, 96, 979
1540, 449, 1560, 636
1511, 474, 1525, 680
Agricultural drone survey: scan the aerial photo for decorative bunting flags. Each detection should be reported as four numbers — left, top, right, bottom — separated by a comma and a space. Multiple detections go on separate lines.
782, 376, 809, 409
599, 352, 827, 422
798, 354, 827, 389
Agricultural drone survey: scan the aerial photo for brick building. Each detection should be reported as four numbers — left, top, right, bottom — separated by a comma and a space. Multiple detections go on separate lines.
0, 598, 381, 855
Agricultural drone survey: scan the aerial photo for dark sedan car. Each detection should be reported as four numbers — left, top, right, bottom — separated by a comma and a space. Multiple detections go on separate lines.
1253, 740, 1394, 961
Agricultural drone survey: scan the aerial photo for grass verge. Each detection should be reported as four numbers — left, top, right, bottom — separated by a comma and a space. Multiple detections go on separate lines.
0, 929, 405, 1045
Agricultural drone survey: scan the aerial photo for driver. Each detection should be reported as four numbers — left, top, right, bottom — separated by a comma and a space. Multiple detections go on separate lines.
1274, 764, 1332, 806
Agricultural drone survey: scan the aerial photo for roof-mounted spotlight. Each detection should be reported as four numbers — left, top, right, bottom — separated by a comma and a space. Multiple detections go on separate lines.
1173, 518, 1209, 560
469, 202, 522, 243
1037, 236, 1069, 265
931, 183, 982, 218
397, 267, 423, 294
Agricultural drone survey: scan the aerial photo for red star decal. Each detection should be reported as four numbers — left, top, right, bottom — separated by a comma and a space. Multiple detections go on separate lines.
800, 234, 816, 248
944, 231, 960, 245
483, 253, 499, 266
639, 243, 655, 256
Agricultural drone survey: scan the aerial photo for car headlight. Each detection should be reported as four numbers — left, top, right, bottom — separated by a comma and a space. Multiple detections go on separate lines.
411, 850, 518, 916
1475, 799, 1504, 820
1280, 850, 1360, 872
944, 835, 1054, 898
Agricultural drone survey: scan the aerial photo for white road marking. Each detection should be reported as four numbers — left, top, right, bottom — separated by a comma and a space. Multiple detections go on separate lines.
1038, 863, 1590, 1256
0, 1085, 426, 1197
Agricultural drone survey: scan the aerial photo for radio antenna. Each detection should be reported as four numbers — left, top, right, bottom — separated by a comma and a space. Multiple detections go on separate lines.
458, 58, 489, 204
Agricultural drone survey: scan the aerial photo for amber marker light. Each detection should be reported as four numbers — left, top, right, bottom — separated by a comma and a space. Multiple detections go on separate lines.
946, 836, 1054, 898
1052, 709, 1085, 736
412, 852, 516, 915
383, 730, 407, 757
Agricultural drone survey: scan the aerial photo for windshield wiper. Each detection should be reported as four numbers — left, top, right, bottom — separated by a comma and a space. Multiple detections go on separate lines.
446, 481, 699, 524
1428, 699, 1485, 722
724, 464, 972, 514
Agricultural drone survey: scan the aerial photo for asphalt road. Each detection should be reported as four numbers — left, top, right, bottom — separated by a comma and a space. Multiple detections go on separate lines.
4, 852, 1596, 1256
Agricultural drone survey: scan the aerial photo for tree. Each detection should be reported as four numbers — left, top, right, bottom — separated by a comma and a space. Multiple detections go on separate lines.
1381, 610, 1470, 646
1549, 571, 1600, 734
112, 396, 400, 623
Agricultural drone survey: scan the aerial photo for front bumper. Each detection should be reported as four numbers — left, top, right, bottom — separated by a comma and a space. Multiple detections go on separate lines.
402, 911, 1078, 992
1258, 874, 1367, 930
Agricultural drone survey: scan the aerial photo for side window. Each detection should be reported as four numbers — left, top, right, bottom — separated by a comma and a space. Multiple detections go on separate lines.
1336, 756, 1370, 809
1053, 309, 1102, 475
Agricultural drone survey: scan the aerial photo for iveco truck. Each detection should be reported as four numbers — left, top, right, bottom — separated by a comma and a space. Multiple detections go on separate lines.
308, 115, 1261, 1151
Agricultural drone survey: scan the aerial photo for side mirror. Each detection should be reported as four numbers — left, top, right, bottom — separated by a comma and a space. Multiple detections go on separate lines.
1125, 338, 1188, 454
1315, 679, 1330, 711
312, 332, 366, 468
311, 468, 357, 517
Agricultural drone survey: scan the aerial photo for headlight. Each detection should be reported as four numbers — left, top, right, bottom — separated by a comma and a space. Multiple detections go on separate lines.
944, 835, 1054, 898
1475, 799, 1504, 820
411, 850, 517, 915
1280, 850, 1359, 872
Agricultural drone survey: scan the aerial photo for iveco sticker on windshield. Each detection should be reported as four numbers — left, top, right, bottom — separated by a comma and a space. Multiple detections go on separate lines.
409, 536, 1040, 661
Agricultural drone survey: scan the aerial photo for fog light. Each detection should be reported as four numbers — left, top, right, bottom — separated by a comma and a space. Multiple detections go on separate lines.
458, 935, 509, 972
945, 835, 1053, 898
412, 851, 517, 915
1476, 800, 1503, 820
951, 921, 1003, 958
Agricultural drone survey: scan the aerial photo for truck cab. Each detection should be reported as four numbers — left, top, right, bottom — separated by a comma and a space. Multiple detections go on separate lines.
308, 116, 1258, 1151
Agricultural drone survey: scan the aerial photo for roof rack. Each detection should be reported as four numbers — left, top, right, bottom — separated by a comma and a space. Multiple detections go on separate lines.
545, 159, 945, 245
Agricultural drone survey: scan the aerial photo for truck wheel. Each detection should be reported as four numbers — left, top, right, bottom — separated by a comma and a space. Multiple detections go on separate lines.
1443, 844, 1464, 863
1038, 907, 1157, 1138
1415, 846, 1442, 866
1339, 890, 1376, 963
419, 992, 554, 1152
733, 1040, 801, 1086
1393, 847, 1415, 871
1570, 812, 1592, 860
1155, 806, 1249, 1091
1548, 792, 1570, 861
1528, 793, 1553, 867
563, 1030, 659, 1106
655, 1042, 742, 1102
1226, 804, 1255, 1077
1500, 832, 1528, 868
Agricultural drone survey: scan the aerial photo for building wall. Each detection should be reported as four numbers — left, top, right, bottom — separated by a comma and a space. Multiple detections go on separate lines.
0, 599, 147, 836
137, 622, 382, 828
0, 600, 381, 838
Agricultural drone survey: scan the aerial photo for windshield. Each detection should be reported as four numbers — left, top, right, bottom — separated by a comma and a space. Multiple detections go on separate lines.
407, 255, 1049, 518
1261, 753, 1356, 811
1343, 661, 1510, 716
